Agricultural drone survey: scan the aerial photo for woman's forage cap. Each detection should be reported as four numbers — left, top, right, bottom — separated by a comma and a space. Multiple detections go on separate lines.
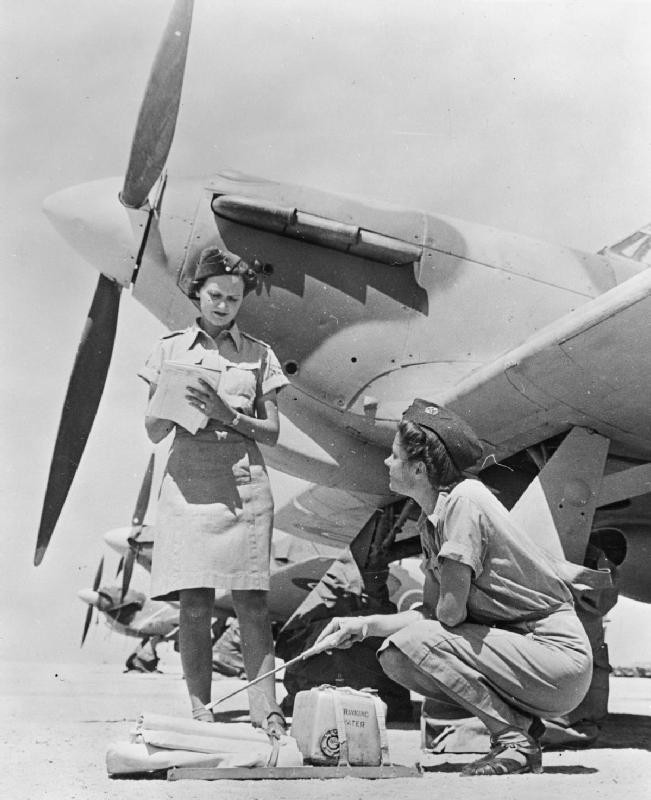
402, 399, 483, 470
195, 247, 245, 281
191, 246, 259, 295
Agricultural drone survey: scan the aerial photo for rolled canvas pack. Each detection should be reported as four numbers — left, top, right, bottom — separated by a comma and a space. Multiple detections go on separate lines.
290, 685, 390, 766
106, 713, 303, 776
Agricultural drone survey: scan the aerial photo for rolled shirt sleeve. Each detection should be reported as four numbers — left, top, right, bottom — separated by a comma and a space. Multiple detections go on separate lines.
260, 346, 290, 395
436, 493, 485, 579
138, 339, 166, 387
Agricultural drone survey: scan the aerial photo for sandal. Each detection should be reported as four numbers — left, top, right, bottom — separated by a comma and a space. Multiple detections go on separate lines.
460, 717, 544, 771
460, 722, 543, 777
264, 710, 288, 739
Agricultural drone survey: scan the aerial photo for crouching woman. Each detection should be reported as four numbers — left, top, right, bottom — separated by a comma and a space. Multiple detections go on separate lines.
316, 399, 592, 776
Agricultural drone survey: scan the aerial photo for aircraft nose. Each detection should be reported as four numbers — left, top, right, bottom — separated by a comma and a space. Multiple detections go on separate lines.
43, 177, 140, 286
77, 588, 101, 607
103, 526, 132, 555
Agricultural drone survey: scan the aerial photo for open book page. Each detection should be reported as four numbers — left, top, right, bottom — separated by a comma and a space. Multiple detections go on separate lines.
146, 361, 222, 434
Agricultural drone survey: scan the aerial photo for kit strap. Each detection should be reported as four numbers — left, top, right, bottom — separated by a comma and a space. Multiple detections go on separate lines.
366, 691, 390, 765
330, 689, 350, 767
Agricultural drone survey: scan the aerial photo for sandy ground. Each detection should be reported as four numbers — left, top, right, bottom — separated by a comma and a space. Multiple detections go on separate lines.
1, 658, 650, 800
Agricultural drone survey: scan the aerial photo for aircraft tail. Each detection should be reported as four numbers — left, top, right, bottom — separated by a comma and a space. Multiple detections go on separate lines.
599, 223, 651, 265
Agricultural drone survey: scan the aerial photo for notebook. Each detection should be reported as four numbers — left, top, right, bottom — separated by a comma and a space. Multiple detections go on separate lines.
147, 361, 222, 434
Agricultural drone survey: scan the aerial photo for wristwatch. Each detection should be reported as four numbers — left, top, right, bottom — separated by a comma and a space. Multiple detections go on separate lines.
230, 412, 241, 427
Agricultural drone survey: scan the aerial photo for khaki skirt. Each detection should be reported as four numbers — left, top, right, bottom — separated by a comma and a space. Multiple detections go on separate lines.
150, 427, 273, 601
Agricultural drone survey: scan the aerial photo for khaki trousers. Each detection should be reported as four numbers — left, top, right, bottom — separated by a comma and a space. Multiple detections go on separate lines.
378, 606, 592, 735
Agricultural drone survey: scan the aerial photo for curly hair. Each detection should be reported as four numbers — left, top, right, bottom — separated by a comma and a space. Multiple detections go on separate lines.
397, 419, 463, 491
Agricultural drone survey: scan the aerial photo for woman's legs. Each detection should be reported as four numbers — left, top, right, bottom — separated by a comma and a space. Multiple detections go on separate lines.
380, 643, 542, 774
379, 643, 532, 736
231, 589, 283, 729
179, 587, 215, 720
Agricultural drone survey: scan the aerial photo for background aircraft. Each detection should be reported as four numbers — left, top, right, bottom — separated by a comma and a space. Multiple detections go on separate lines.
78, 517, 423, 670
4, 1, 651, 666
76, 555, 179, 663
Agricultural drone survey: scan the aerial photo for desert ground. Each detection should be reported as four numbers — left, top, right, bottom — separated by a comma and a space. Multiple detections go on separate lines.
2, 656, 650, 800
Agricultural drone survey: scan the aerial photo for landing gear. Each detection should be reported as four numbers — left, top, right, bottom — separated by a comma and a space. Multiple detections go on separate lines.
212, 618, 245, 678
124, 636, 162, 673
276, 498, 422, 722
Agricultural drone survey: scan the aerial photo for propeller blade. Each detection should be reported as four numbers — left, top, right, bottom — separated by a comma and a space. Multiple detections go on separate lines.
93, 556, 105, 591
81, 556, 105, 647
120, 454, 156, 601
81, 604, 94, 647
120, 0, 194, 208
120, 550, 136, 605
34, 276, 121, 566
132, 454, 156, 529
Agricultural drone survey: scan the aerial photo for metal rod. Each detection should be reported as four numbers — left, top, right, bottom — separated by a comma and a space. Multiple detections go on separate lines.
206, 634, 340, 712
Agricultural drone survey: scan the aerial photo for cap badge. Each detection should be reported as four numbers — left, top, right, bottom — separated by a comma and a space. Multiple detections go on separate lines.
424, 406, 439, 415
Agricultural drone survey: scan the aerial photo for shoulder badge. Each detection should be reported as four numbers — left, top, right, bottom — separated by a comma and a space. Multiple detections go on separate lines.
241, 331, 271, 349
161, 327, 191, 340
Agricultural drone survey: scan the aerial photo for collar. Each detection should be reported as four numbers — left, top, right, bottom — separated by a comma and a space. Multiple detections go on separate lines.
188, 319, 242, 351
424, 490, 448, 526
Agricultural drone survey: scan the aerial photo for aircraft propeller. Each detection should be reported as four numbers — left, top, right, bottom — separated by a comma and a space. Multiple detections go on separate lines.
34, 0, 194, 566
81, 556, 104, 646
119, 454, 156, 602
34, 278, 121, 566
120, 0, 194, 209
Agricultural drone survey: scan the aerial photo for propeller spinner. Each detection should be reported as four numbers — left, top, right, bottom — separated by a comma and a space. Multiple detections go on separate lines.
35, 0, 194, 565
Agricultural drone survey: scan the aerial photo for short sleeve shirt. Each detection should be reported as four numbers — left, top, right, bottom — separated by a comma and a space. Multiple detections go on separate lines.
420, 479, 573, 625
139, 321, 289, 416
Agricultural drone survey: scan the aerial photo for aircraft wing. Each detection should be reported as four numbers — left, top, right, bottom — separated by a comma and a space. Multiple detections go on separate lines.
127, 601, 180, 639
438, 267, 651, 462
273, 482, 389, 548
272, 477, 421, 545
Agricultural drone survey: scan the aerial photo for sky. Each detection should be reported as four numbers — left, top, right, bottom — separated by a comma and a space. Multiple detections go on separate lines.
1, 0, 651, 666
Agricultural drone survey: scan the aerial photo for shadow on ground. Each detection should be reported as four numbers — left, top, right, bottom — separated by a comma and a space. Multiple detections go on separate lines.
589, 714, 651, 750
423, 761, 598, 775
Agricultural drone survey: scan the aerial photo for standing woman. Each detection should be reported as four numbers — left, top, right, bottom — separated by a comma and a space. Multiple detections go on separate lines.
139, 246, 289, 735
316, 399, 593, 775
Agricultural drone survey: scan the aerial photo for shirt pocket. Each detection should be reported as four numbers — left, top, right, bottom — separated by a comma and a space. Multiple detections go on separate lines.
421, 540, 432, 562
171, 350, 206, 367
198, 350, 225, 370
419, 541, 438, 577
220, 361, 260, 411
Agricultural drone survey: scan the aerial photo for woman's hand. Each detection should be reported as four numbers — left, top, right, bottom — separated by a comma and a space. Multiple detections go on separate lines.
313, 617, 368, 652
185, 378, 235, 424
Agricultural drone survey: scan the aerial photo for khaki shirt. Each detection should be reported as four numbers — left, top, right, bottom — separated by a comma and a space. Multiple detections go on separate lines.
420, 479, 574, 626
139, 321, 289, 416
